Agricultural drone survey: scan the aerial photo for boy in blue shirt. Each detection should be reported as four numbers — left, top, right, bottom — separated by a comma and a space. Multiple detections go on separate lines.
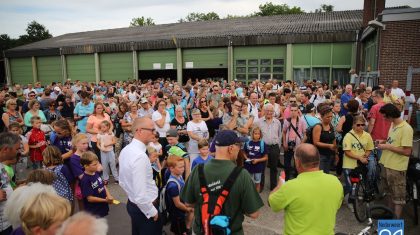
166, 155, 193, 235
191, 139, 213, 170
80, 151, 114, 217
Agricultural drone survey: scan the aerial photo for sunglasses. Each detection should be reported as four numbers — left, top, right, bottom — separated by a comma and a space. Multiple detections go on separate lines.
290, 101, 297, 103
356, 124, 366, 127
200, 100, 206, 103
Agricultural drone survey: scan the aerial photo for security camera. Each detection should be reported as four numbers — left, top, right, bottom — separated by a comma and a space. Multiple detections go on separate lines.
368, 20, 386, 30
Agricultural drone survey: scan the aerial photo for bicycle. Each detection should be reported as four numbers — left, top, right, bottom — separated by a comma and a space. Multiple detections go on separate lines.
336, 204, 395, 235
349, 164, 375, 222
407, 156, 420, 225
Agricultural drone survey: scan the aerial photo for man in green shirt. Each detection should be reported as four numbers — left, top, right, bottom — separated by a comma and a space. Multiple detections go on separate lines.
269, 143, 343, 235
181, 130, 263, 235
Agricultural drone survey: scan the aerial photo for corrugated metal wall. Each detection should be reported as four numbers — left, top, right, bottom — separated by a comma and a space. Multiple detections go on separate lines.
10, 58, 32, 85
66, 54, 95, 82
37, 56, 62, 85
139, 50, 177, 70
99, 52, 133, 81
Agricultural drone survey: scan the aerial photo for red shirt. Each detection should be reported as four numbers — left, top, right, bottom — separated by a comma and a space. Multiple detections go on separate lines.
27, 128, 46, 162
368, 102, 391, 141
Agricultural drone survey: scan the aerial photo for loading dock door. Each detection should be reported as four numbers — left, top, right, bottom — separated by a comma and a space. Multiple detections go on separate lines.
183, 68, 227, 83
138, 69, 177, 82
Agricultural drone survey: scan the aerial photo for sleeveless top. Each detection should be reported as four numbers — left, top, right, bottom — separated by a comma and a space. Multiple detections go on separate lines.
318, 124, 336, 156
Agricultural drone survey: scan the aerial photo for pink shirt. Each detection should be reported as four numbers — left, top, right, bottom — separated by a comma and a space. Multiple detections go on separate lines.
87, 113, 112, 142
368, 102, 391, 141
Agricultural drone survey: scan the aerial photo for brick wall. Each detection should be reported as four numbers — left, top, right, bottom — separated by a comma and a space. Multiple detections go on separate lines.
379, 20, 420, 126
363, 0, 385, 27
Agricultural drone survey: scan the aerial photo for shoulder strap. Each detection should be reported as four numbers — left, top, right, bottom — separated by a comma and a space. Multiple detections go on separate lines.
166, 177, 181, 191
210, 166, 242, 215
289, 120, 302, 140
260, 140, 264, 154
348, 132, 365, 151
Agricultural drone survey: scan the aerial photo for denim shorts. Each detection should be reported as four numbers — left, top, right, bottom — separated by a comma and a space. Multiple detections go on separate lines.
251, 173, 262, 183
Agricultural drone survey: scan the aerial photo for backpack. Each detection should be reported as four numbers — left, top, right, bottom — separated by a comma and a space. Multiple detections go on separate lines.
49, 165, 73, 201
159, 177, 181, 225
198, 164, 242, 235
244, 140, 264, 154
304, 123, 322, 144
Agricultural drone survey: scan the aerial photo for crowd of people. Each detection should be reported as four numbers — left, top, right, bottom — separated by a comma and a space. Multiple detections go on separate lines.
0, 76, 415, 235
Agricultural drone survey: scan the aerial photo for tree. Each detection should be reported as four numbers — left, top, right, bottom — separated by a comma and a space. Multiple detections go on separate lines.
254, 2, 304, 16
315, 4, 334, 13
179, 12, 220, 22
129, 17, 155, 27
18, 21, 52, 44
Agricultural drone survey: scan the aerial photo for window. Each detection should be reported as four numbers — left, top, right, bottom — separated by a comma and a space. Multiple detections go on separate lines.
312, 67, 330, 83
332, 68, 350, 86
236, 67, 246, 73
293, 68, 310, 85
273, 59, 284, 65
248, 67, 258, 73
260, 67, 271, 73
260, 59, 271, 65
248, 74, 258, 80
273, 67, 283, 73
260, 74, 271, 81
236, 60, 246, 66
273, 74, 283, 80
248, 59, 258, 66
236, 74, 246, 81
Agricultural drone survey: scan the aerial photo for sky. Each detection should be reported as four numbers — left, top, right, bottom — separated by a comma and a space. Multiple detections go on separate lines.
1, 0, 419, 38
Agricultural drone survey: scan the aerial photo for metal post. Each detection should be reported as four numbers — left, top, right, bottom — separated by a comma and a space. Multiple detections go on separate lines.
227, 39, 233, 82
133, 50, 138, 80
286, 44, 293, 81
94, 53, 100, 84
32, 56, 38, 83
61, 53, 67, 84
329, 43, 333, 85
4, 58, 12, 86
176, 48, 182, 85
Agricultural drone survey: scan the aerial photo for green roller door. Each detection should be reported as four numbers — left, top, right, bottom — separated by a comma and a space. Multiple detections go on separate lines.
312, 43, 331, 66
100, 52, 133, 81
332, 43, 352, 66
66, 54, 95, 82
37, 56, 62, 85
139, 50, 177, 70
183, 48, 227, 69
10, 57, 33, 85
292, 44, 311, 66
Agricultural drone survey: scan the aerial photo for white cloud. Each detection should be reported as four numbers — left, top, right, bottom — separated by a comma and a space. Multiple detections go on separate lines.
0, 0, 418, 38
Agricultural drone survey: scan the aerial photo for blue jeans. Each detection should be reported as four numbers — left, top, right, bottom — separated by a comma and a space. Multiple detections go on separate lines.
343, 169, 352, 197
367, 149, 382, 188
127, 200, 162, 235
319, 154, 334, 174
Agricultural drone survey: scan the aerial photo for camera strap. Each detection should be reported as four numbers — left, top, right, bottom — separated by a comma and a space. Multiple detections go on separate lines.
287, 118, 302, 140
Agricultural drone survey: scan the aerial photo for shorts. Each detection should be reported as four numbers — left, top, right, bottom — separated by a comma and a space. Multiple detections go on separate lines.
170, 217, 187, 235
251, 173, 262, 184
381, 165, 406, 205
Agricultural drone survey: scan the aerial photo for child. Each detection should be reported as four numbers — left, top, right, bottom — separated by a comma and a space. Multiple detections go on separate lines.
147, 146, 162, 175
191, 139, 213, 170
165, 154, 193, 235
243, 126, 268, 192
8, 122, 29, 180
79, 151, 114, 217
2, 158, 18, 189
165, 129, 190, 179
149, 133, 163, 161
68, 133, 90, 210
97, 120, 118, 184
27, 116, 47, 169
42, 146, 74, 202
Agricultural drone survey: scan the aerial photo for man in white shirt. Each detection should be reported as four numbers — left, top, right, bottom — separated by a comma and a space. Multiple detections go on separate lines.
391, 80, 405, 99
310, 87, 326, 107
119, 117, 162, 234
248, 92, 259, 123
23, 83, 37, 100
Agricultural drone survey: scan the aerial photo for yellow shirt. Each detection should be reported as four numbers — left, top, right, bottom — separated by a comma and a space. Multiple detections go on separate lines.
379, 121, 413, 171
383, 93, 398, 104
342, 130, 374, 169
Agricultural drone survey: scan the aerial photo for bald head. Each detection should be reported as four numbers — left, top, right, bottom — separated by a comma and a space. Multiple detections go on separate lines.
131, 117, 154, 134
57, 212, 108, 235
294, 144, 320, 169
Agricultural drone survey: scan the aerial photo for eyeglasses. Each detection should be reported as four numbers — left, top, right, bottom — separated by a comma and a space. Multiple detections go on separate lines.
290, 101, 297, 103
164, 97, 169, 100
200, 100, 206, 103
356, 124, 366, 127
234, 104, 242, 108
29, 95, 35, 97
139, 128, 156, 132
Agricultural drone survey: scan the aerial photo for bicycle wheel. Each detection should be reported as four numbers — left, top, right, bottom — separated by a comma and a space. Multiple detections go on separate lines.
375, 164, 385, 199
353, 182, 368, 222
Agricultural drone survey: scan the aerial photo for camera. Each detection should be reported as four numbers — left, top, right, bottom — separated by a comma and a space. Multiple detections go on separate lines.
288, 140, 296, 150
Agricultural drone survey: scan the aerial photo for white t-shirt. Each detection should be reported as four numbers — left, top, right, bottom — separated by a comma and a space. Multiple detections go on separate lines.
97, 132, 115, 152
152, 111, 170, 137
187, 121, 208, 154
391, 88, 405, 99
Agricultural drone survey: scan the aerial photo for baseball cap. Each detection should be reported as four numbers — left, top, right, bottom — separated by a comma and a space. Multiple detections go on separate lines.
140, 97, 148, 104
166, 129, 178, 138
168, 146, 188, 158
305, 103, 315, 113
54, 87, 61, 92
214, 130, 248, 147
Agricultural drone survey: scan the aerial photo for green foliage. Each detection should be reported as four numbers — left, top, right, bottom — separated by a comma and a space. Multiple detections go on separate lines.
178, 12, 220, 22
315, 4, 334, 13
129, 17, 156, 27
18, 21, 52, 45
254, 2, 304, 16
